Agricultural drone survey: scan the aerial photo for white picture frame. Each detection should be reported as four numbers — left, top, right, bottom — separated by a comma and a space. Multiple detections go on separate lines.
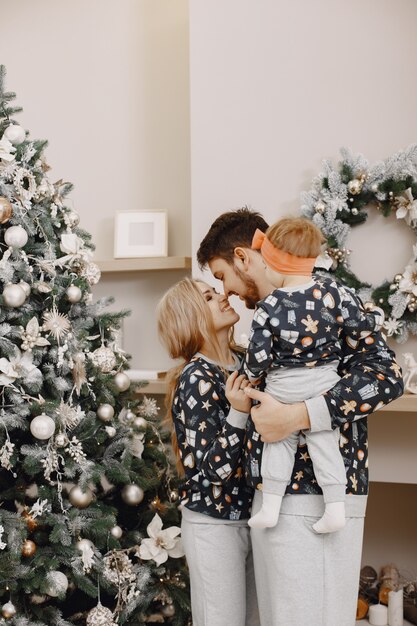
114, 211, 168, 258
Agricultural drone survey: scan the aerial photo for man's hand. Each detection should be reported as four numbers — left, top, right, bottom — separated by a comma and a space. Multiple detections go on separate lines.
244, 387, 310, 442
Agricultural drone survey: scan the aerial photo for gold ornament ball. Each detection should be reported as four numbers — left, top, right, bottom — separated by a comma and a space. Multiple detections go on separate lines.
69, 485, 94, 509
66, 284, 82, 303
3, 283, 27, 308
114, 371, 131, 392
121, 484, 144, 505
97, 404, 115, 422
22, 510, 38, 532
110, 525, 123, 539
22, 539, 37, 557
0, 197, 13, 223
1, 601, 17, 619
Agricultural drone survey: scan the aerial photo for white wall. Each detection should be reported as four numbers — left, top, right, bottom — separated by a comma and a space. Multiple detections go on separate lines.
0, 0, 190, 369
189, 0, 417, 364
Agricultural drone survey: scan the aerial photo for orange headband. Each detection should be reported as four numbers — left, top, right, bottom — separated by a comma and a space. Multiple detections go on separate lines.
251, 229, 316, 275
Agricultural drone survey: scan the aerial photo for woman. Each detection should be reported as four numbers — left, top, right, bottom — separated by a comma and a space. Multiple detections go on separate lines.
157, 277, 259, 626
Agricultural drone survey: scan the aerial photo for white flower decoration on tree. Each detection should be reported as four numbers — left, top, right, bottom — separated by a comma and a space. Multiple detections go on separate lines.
383, 317, 404, 337
137, 513, 184, 566
0, 136, 16, 162
43, 306, 71, 342
20, 317, 50, 352
56, 233, 92, 267
0, 349, 42, 386
396, 188, 417, 226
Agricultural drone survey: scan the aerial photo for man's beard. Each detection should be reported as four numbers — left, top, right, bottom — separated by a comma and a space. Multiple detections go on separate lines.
235, 267, 261, 309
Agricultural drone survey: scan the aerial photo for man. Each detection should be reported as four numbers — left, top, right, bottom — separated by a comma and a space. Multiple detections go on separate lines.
197, 207, 403, 626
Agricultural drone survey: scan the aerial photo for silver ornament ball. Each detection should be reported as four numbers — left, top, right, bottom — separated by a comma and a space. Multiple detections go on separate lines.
133, 416, 148, 430
45, 571, 69, 597
75, 538, 95, 552
4, 124, 26, 145
121, 484, 144, 506
4, 224, 28, 248
1, 601, 17, 619
371, 183, 379, 193
66, 284, 82, 303
67, 210, 80, 228
315, 201, 325, 214
30, 414, 56, 440
348, 179, 362, 195
69, 485, 94, 509
18, 280, 31, 297
91, 346, 117, 373
97, 404, 115, 422
110, 525, 123, 539
114, 371, 131, 392
120, 408, 135, 425
394, 273, 403, 282
3, 283, 26, 308
86, 603, 116, 626
83, 262, 101, 286
351, 208, 359, 215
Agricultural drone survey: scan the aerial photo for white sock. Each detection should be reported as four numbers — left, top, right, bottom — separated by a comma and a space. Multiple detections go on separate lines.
248, 493, 283, 529
313, 501, 346, 534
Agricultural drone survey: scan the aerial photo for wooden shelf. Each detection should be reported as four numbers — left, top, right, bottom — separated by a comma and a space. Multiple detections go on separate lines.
96, 256, 191, 273
356, 617, 413, 626
135, 379, 167, 395
377, 394, 417, 413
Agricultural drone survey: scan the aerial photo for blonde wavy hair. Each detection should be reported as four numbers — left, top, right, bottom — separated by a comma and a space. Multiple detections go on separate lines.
157, 277, 242, 476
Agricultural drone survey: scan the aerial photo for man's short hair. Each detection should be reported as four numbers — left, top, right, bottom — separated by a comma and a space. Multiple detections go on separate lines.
197, 207, 269, 269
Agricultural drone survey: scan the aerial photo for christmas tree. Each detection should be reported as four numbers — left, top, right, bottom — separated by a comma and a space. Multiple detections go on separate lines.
0, 66, 190, 626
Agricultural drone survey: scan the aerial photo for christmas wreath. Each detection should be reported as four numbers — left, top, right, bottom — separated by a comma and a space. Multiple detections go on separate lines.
301, 146, 417, 343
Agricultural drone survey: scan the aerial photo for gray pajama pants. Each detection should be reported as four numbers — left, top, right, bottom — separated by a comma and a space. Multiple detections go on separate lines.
262, 364, 347, 502
181, 508, 260, 626
251, 492, 366, 626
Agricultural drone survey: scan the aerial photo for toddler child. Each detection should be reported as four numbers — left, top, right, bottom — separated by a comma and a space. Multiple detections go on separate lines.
245, 217, 384, 532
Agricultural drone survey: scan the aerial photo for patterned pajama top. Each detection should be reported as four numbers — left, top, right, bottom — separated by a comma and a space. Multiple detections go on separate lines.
243, 275, 403, 496
172, 354, 253, 520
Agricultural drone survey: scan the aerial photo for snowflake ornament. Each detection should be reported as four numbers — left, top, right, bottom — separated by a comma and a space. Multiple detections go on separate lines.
43, 306, 71, 342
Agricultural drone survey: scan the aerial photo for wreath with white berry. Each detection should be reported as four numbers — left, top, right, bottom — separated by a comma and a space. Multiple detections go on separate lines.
301, 146, 417, 343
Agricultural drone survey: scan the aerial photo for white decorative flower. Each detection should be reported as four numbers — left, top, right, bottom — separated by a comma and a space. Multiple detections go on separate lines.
0, 357, 19, 385
396, 188, 417, 226
56, 233, 92, 267
137, 514, 184, 566
383, 317, 403, 337
0, 136, 16, 162
20, 317, 50, 351
398, 262, 417, 297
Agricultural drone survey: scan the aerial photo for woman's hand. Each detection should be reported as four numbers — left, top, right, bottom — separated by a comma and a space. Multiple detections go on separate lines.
225, 371, 252, 413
